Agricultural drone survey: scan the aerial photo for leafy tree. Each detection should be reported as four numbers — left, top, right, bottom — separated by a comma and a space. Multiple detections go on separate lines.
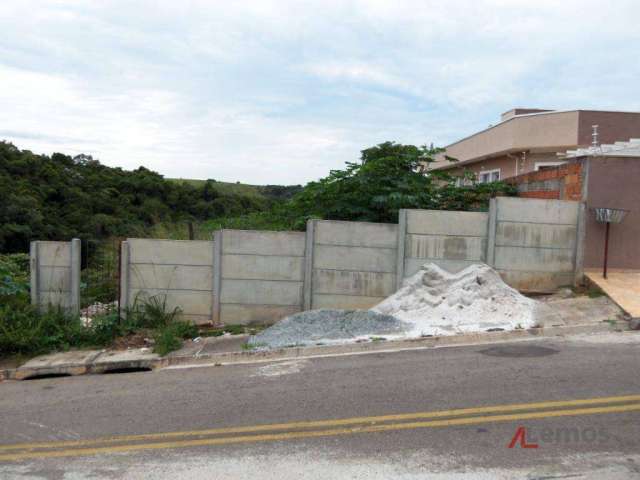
287, 141, 515, 226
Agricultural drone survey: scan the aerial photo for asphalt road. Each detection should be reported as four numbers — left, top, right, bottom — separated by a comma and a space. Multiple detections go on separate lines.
1, 332, 639, 479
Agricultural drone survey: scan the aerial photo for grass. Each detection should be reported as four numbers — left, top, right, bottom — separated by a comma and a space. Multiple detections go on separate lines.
0, 294, 199, 359
198, 324, 263, 337
571, 284, 606, 298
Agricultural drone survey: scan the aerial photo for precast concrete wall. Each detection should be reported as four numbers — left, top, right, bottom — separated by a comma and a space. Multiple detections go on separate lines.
73, 198, 582, 326
121, 238, 215, 324
307, 220, 399, 310
217, 230, 306, 325
487, 197, 579, 291
399, 209, 488, 281
30, 239, 80, 313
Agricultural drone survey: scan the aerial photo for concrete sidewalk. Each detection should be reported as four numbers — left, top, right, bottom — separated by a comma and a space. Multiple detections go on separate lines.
585, 269, 640, 318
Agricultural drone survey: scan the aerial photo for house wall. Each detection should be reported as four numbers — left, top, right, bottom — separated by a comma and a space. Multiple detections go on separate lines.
577, 111, 640, 146
584, 157, 640, 269
445, 152, 576, 181
506, 160, 584, 201
432, 110, 640, 178
431, 110, 580, 169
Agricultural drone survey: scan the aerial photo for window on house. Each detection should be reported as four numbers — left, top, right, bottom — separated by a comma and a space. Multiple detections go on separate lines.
534, 161, 566, 171
478, 169, 501, 183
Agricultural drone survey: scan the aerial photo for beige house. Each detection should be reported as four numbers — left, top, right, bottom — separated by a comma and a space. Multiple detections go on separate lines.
430, 108, 640, 182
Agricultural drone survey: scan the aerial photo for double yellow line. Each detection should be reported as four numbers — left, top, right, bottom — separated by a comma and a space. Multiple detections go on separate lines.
1, 394, 639, 462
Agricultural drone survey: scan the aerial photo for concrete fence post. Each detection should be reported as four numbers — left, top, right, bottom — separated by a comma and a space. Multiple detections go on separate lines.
30, 241, 39, 309
119, 241, 130, 315
486, 198, 498, 267
395, 209, 407, 290
70, 238, 81, 315
303, 220, 315, 311
212, 230, 223, 324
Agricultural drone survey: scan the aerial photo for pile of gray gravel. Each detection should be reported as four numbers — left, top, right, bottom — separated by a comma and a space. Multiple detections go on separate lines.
248, 309, 409, 349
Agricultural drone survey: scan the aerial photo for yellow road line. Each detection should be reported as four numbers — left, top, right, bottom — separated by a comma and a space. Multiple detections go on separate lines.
1, 393, 639, 453
1, 402, 640, 461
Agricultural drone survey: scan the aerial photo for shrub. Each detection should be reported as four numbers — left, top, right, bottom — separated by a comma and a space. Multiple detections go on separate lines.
153, 326, 183, 356
0, 305, 87, 355
0, 253, 30, 307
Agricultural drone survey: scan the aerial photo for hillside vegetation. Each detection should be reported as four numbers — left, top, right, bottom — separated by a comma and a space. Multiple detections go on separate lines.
0, 140, 514, 253
0, 141, 300, 253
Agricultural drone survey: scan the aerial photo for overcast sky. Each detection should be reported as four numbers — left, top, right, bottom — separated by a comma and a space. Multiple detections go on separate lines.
1, 1, 639, 184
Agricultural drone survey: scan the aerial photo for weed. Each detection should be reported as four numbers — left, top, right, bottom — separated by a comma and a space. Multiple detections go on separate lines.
153, 327, 183, 356
241, 342, 267, 351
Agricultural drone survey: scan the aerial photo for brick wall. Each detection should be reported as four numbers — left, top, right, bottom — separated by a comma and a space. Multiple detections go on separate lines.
506, 160, 583, 201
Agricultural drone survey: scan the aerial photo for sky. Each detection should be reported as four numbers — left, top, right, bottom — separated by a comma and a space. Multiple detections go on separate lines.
1, 0, 639, 185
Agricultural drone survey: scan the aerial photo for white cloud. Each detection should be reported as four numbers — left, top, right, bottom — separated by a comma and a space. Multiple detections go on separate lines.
0, 0, 639, 183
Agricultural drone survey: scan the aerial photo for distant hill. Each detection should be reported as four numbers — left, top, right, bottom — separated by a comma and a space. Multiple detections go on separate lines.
168, 178, 303, 202
0, 141, 300, 253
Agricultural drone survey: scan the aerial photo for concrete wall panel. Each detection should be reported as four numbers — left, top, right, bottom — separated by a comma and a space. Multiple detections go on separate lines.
129, 264, 212, 291
494, 246, 574, 272
37, 242, 71, 267
496, 222, 576, 249
313, 269, 395, 297
220, 304, 302, 325
222, 230, 305, 256
403, 258, 483, 277
221, 279, 303, 306
315, 221, 398, 248
39, 266, 71, 292
39, 291, 72, 309
313, 245, 396, 273
498, 271, 575, 293
406, 210, 488, 236
222, 254, 304, 281
312, 294, 385, 310
497, 197, 579, 225
129, 288, 213, 317
128, 239, 213, 265
405, 234, 485, 261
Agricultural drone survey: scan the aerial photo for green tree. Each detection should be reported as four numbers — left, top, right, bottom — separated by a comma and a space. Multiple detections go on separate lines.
287, 141, 514, 226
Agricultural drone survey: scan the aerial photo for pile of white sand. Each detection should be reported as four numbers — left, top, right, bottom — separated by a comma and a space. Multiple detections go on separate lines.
371, 263, 555, 337
249, 263, 557, 349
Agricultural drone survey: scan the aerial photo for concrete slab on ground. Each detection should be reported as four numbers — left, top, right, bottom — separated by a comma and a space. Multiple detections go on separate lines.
585, 269, 640, 317
540, 296, 626, 327
90, 348, 160, 374
13, 350, 103, 380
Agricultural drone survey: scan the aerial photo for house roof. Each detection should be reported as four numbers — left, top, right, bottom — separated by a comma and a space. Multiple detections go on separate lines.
563, 139, 640, 158
431, 109, 640, 171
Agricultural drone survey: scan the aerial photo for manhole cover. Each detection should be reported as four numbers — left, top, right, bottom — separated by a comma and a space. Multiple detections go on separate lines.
478, 344, 559, 358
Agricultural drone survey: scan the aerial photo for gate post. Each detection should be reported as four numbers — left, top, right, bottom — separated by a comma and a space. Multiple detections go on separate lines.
30, 241, 40, 309
119, 241, 130, 315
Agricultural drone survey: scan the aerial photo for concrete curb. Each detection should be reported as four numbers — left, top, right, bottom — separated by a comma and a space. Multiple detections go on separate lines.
1, 321, 630, 381
163, 322, 628, 369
